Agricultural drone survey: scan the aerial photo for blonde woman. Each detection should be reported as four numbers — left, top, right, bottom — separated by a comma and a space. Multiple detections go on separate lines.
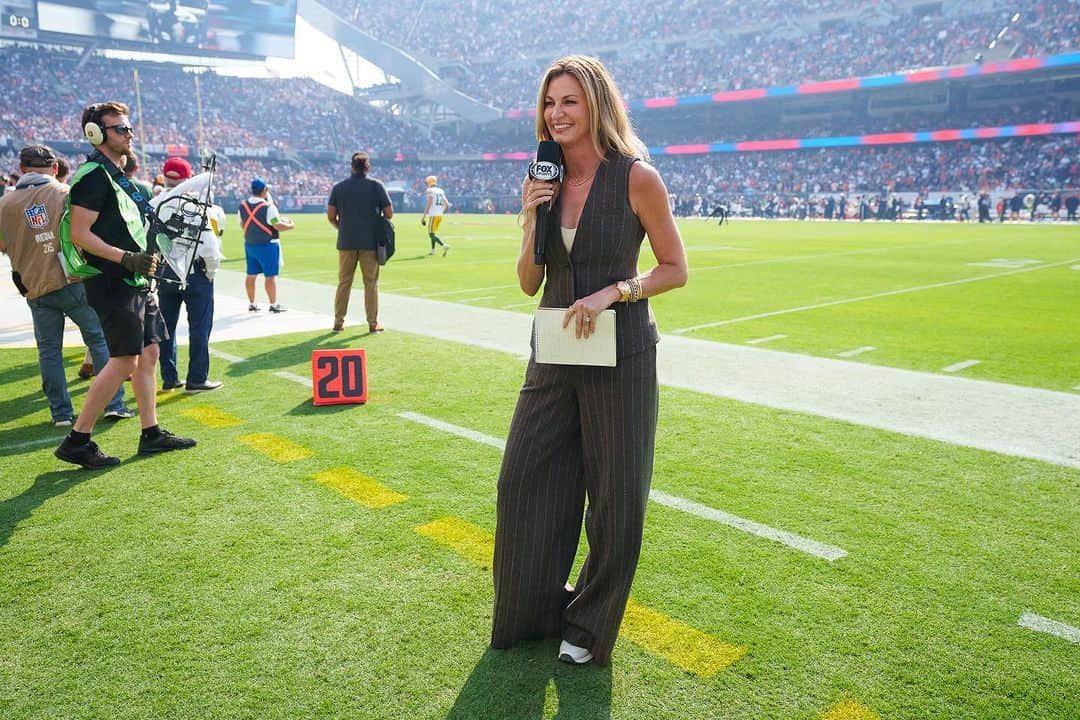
491, 55, 688, 666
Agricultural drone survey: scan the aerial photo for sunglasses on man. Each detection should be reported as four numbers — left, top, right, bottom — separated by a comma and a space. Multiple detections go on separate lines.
105, 124, 134, 136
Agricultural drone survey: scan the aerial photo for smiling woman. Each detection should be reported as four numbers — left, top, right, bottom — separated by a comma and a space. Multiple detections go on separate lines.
493, 55, 688, 668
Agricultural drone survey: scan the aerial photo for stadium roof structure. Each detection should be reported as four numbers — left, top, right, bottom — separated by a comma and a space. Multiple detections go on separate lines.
299, 0, 500, 124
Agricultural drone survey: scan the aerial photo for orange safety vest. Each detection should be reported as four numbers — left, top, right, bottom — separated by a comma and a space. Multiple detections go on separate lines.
240, 199, 275, 243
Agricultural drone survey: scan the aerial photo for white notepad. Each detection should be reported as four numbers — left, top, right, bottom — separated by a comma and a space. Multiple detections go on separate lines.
534, 307, 617, 367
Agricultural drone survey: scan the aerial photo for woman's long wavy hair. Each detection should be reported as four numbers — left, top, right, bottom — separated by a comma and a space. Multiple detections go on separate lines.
534, 55, 648, 163
521, 56, 647, 227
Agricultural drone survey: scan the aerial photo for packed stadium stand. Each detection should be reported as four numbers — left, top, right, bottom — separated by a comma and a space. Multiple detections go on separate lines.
1, 0, 1077, 216
330, 0, 1078, 107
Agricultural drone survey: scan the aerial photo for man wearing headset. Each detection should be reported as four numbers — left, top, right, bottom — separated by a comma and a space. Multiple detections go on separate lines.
54, 101, 196, 469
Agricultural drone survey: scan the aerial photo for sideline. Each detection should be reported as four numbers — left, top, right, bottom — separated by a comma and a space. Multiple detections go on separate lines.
2, 264, 1077, 469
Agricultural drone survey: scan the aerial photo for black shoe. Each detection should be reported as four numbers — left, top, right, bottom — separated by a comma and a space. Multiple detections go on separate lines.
249, 304, 260, 312
185, 380, 223, 393
269, 304, 286, 313
138, 429, 197, 455
104, 407, 137, 420
55, 439, 120, 469
162, 381, 184, 391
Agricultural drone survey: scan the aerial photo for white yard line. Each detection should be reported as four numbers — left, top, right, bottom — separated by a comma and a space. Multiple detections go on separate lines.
397, 412, 846, 560
674, 258, 1080, 333
457, 296, 496, 304
209, 347, 247, 363
397, 411, 505, 449
0, 436, 63, 453
273, 371, 313, 388
746, 334, 787, 345
689, 238, 969, 273
649, 490, 847, 561
942, 360, 981, 373
502, 301, 539, 309
5, 266, 1078, 470
1017, 612, 1080, 643
837, 346, 877, 358
421, 284, 519, 297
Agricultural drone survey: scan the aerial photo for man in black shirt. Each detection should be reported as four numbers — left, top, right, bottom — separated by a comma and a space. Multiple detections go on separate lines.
54, 101, 195, 469
326, 152, 393, 333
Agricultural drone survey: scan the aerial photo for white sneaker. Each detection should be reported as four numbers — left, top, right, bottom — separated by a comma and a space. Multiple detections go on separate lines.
558, 640, 593, 665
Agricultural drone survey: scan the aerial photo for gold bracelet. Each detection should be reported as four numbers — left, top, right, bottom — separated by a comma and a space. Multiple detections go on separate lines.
629, 277, 643, 302
616, 280, 631, 302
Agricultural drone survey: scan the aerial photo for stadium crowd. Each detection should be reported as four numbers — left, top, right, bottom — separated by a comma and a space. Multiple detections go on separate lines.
1, 0, 1076, 217
327, 0, 1078, 108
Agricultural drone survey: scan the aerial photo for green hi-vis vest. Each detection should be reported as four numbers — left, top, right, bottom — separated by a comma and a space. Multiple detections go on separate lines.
58, 161, 149, 287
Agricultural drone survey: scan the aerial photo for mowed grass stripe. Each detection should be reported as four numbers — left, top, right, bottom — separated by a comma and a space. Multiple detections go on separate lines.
312, 467, 407, 509
416, 516, 746, 676
399, 412, 846, 560
820, 699, 880, 720
181, 405, 244, 428
1017, 612, 1080, 643
237, 432, 313, 463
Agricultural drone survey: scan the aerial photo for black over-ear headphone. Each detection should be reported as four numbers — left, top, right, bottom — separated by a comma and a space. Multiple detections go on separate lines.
84, 104, 106, 146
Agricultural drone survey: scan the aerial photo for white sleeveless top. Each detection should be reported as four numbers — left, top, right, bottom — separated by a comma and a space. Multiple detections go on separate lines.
560, 226, 576, 254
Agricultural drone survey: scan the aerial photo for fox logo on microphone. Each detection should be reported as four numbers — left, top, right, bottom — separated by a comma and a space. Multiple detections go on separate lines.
528, 160, 563, 183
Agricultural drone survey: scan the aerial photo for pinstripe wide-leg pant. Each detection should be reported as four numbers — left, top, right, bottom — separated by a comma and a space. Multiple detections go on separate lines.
491, 346, 657, 666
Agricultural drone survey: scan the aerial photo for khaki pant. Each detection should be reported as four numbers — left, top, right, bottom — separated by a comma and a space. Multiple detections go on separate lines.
335, 249, 379, 326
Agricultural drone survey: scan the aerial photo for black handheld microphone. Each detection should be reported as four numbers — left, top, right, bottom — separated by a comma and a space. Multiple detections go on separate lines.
528, 140, 563, 266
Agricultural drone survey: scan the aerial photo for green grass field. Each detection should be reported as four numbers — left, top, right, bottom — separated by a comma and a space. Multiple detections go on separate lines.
229, 214, 1079, 391
1, 217, 1078, 719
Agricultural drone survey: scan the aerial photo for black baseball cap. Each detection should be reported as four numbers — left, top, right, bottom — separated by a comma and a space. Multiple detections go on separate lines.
19, 145, 58, 168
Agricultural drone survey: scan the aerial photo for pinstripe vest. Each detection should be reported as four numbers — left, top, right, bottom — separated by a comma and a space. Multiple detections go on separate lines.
539, 152, 660, 358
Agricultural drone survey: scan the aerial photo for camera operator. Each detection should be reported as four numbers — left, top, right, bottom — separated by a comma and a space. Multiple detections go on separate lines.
54, 101, 196, 469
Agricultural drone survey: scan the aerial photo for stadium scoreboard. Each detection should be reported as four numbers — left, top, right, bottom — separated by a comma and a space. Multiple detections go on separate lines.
7, 1, 297, 59
0, 1, 37, 39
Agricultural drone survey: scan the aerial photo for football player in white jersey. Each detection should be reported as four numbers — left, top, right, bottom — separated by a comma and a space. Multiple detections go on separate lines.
421, 175, 451, 256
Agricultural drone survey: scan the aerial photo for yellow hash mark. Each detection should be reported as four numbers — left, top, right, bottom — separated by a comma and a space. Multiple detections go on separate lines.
821, 700, 880, 720
237, 432, 312, 463
155, 391, 186, 407
416, 516, 744, 676
312, 467, 407, 509
416, 517, 494, 568
620, 600, 746, 677
181, 405, 244, 428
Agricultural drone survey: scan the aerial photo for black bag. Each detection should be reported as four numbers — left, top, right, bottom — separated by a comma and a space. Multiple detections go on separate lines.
371, 180, 395, 265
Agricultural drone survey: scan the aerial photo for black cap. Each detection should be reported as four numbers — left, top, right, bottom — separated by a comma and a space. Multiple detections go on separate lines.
19, 145, 58, 168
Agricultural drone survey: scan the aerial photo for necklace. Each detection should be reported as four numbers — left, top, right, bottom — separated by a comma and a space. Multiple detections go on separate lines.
566, 166, 599, 187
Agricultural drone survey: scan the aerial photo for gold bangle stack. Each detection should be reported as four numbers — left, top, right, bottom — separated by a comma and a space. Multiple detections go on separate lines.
617, 278, 643, 302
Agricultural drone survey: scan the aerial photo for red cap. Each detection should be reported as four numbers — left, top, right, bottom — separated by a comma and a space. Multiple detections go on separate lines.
162, 157, 192, 181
